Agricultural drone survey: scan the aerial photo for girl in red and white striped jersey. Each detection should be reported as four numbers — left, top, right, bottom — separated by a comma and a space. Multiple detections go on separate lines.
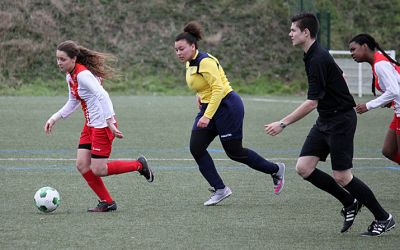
44, 40, 154, 212
350, 34, 400, 164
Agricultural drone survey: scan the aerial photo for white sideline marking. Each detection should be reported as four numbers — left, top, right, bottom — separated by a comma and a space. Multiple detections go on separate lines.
0, 157, 386, 161
246, 98, 303, 104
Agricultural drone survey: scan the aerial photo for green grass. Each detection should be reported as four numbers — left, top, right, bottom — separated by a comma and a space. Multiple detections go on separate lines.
0, 95, 399, 249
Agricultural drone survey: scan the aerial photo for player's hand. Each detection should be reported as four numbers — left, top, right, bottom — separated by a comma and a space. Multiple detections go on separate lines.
44, 118, 56, 135
355, 103, 368, 114
197, 116, 210, 128
108, 123, 124, 139
264, 121, 284, 136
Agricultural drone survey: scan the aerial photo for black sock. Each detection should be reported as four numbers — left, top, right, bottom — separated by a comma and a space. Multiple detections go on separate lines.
221, 140, 279, 174
305, 169, 354, 207
343, 176, 389, 220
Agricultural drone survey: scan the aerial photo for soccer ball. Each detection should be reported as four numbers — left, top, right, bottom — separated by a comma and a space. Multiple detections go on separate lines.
34, 186, 61, 213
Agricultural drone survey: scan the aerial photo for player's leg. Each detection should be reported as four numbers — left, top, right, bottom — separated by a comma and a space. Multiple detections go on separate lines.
298, 125, 355, 208
215, 91, 285, 194
296, 155, 352, 203
92, 157, 153, 181
190, 101, 226, 187
336, 168, 390, 220
336, 168, 394, 236
90, 127, 154, 182
345, 116, 396, 236
298, 123, 356, 232
76, 125, 115, 211
382, 116, 400, 164
76, 146, 91, 175
191, 101, 231, 206
190, 129, 231, 206
221, 139, 279, 175
326, 109, 364, 232
340, 171, 394, 236
298, 156, 357, 233
76, 148, 115, 212
221, 139, 285, 194
190, 129, 222, 189
381, 129, 397, 160
296, 155, 351, 201
295, 155, 318, 177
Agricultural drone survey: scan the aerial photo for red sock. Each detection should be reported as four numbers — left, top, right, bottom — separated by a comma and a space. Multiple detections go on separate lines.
82, 170, 113, 204
392, 153, 400, 164
107, 160, 142, 175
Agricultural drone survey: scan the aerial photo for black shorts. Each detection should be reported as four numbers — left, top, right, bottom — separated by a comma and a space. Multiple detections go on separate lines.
300, 109, 357, 170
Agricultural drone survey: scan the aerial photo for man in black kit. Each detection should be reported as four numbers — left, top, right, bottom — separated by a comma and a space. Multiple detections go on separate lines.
265, 12, 395, 237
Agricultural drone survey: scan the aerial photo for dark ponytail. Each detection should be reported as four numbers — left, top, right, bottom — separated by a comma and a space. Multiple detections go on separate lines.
175, 21, 203, 49
350, 34, 400, 95
350, 34, 399, 66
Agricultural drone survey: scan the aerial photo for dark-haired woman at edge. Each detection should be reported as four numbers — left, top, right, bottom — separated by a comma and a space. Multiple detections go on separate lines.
350, 34, 400, 164
174, 21, 285, 206
349, 34, 398, 235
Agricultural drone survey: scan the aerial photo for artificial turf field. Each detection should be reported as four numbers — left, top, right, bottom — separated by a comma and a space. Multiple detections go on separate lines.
0, 95, 399, 249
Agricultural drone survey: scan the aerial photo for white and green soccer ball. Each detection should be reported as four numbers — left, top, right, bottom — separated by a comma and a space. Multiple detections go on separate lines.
34, 187, 61, 213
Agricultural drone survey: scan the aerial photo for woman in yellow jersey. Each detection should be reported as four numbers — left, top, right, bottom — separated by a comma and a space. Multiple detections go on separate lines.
174, 21, 286, 206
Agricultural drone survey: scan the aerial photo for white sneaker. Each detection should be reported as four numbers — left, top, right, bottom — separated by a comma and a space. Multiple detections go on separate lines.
272, 162, 285, 195
204, 186, 232, 206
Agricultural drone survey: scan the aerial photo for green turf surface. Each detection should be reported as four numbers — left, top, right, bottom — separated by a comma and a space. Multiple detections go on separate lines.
0, 96, 399, 249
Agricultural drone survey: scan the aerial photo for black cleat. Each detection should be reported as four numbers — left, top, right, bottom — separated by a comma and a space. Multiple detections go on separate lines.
361, 214, 396, 237
341, 199, 362, 233
138, 155, 154, 182
87, 200, 117, 212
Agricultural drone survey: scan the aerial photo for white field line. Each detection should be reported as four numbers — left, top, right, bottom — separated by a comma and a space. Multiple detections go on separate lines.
245, 98, 303, 104
0, 157, 386, 161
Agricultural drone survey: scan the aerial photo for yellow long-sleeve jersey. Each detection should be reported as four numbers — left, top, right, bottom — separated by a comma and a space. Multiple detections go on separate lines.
185, 50, 233, 119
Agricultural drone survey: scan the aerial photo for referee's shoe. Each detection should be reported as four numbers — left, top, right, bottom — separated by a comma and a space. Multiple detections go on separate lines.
341, 199, 362, 233
361, 214, 396, 237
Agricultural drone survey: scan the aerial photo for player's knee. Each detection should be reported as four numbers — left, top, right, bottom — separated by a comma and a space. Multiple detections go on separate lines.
381, 148, 394, 159
333, 171, 352, 186
333, 176, 347, 186
76, 161, 89, 174
223, 143, 247, 162
90, 165, 106, 176
225, 150, 244, 162
295, 164, 310, 178
190, 144, 204, 159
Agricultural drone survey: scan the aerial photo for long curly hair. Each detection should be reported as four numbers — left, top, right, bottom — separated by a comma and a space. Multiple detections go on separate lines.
57, 40, 118, 79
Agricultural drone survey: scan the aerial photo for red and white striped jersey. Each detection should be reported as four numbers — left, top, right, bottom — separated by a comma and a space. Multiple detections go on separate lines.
56, 63, 116, 128
367, 52, 400, 115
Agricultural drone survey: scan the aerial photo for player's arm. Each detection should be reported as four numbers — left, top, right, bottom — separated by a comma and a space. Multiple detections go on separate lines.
265, 99, 318, 136
265, 57, 323, 136
197, 58, 224, 128
356, 62, 399, 114
44, 82, 80, 134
